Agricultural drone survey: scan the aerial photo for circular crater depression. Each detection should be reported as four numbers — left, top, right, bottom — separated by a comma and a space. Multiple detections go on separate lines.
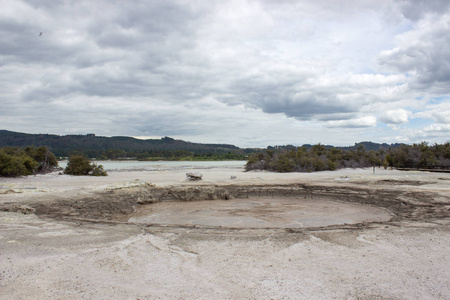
128, 197, 392, 228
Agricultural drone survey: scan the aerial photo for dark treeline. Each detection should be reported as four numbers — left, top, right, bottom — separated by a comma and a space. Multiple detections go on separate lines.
0, 130, 254, 160
246, 142, 450, 172
94, 149, 248, 161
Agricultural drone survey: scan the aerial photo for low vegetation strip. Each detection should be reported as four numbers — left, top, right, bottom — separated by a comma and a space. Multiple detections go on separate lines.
1, 141, 449, 177
246, 142, 450, 172
397, 166, 450, 173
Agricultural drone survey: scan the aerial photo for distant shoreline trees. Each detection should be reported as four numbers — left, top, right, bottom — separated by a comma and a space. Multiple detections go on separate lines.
245, 142, 450, 172
2, 142, 449, 176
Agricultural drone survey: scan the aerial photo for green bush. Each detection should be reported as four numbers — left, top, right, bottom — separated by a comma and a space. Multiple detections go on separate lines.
328, 160, 338, 171
91, 163, 107, 176
64, 155, 92, 175
0, 147, 56, 177
20, 155, 39, 173
64, 155, 107, 176
382, 158, 389, 169
25, 146, 58, 172
0, 150, 30, 176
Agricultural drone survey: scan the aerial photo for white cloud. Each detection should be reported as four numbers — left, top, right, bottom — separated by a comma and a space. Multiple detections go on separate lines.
424, 124, 450, 132
379, 109, 410, 124
412, 123, 450, 144
326, 116, 377, 128
416, 101, 450, 124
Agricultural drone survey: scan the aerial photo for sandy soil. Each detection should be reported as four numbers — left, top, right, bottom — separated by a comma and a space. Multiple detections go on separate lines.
1, 167, 449, 299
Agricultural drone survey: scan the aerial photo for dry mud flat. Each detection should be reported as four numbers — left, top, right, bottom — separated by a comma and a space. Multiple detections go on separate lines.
1, 168, 450, 299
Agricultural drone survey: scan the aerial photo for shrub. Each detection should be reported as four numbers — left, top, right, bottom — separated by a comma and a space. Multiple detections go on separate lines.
0, 150, 30, 176
25, 146, 58, 173
64, 155, 92, 175
64, 155, 107, 176
91, 163, 107, 176
382, 158, 390, 169
312, 157, 326, 171
328, 160, 338, 171
0, 147, 45, 177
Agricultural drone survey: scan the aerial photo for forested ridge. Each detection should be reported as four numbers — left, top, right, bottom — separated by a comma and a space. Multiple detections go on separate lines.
0, 130, 253, 160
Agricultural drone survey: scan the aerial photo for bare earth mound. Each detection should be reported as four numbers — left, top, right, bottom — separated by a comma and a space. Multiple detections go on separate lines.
0, 167, 449, 299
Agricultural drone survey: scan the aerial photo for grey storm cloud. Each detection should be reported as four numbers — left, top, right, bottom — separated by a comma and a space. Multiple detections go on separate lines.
1, 0, 449, 146
398, 0, 450, 21
260, 92, 352, 120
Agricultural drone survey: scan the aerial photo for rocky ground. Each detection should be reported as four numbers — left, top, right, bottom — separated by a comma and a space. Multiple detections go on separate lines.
0, 167, 449, 299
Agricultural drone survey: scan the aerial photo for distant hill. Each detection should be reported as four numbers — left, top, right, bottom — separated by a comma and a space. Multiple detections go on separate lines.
341, 141, 405, 151
0, 130, 246, 158
269, 141, 404, 151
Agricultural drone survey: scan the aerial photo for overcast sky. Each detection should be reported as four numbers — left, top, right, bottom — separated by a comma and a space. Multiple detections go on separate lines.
1, 0, 449, 147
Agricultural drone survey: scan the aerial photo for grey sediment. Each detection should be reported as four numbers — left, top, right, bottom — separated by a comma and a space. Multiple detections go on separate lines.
2, 182, 448, 230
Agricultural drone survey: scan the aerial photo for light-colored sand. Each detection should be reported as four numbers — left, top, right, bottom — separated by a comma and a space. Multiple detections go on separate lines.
1, 167, 449, 299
